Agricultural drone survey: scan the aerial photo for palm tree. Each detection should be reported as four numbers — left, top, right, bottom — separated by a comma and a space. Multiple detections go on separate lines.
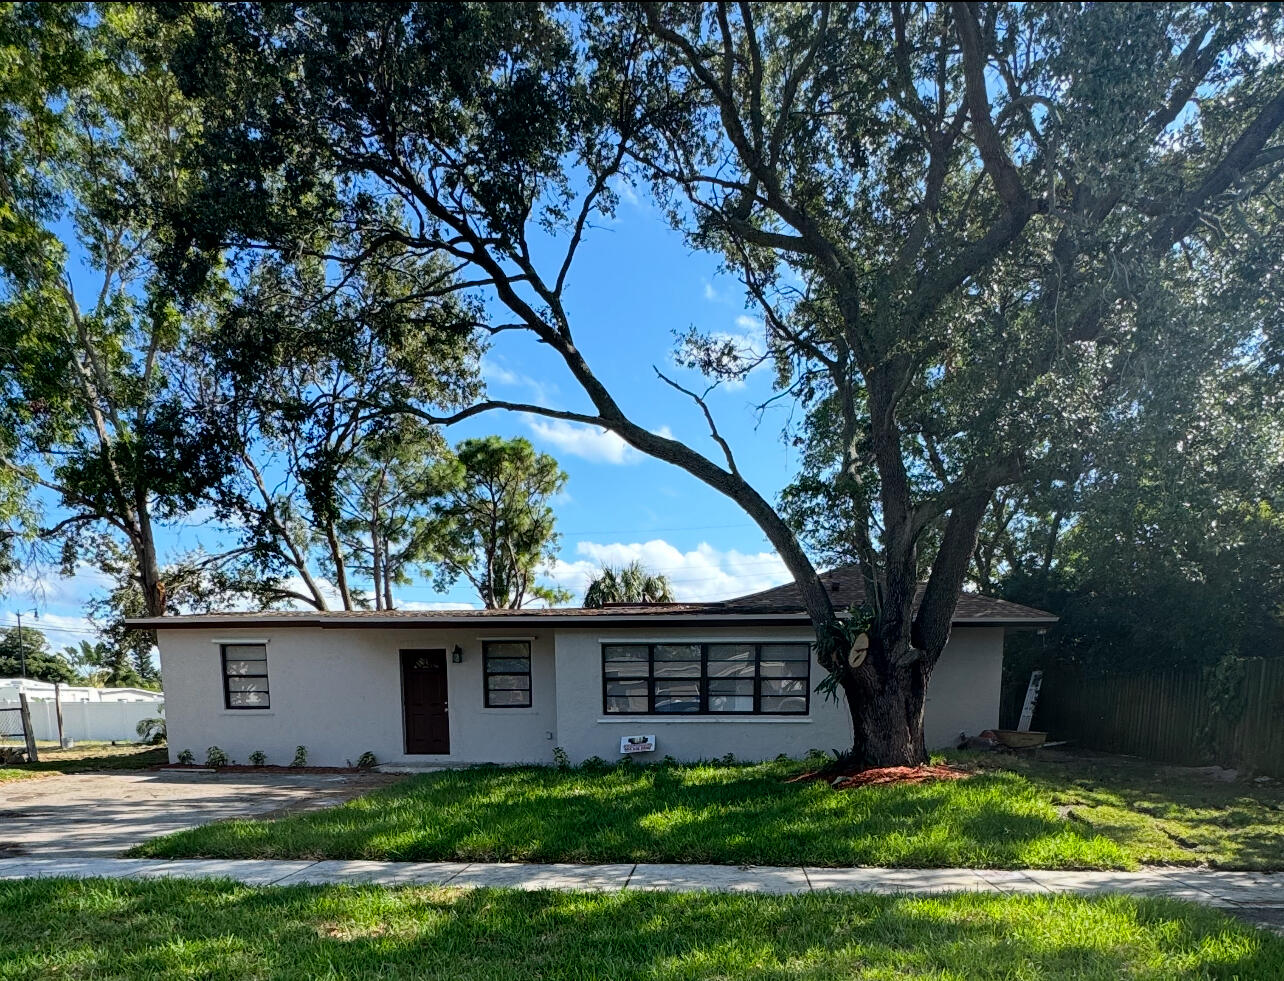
583, 561, 675, 607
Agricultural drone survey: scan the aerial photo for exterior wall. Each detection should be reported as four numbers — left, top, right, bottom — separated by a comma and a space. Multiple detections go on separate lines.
157, 626, 557, 768
923, 627, 1005, 749
554, 625, 850, 764
155, 622, 1005, 768
554, 625, 1006, 763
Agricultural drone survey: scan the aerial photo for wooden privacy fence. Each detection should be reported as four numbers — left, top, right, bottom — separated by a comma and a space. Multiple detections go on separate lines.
1034, 658, 1284, 778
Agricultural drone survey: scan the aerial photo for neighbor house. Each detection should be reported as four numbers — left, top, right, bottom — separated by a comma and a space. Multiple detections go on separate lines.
127, 567, 1055, 768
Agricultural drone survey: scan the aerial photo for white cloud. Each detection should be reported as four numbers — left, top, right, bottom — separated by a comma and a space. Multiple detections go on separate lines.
481, 356, 557, 404
527, 418, 637, 464
541, 539, 790, 604
10, 562, 114, 609
525, 418, 673, 466
0, 610, 99, 645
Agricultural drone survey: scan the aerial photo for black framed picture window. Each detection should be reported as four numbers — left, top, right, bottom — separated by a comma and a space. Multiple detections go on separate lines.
222, 643, 270, 709
602, 642, 810, 715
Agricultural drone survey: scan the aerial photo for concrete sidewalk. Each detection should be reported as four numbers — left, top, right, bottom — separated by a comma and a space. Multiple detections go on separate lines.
0, 857, 1280, 913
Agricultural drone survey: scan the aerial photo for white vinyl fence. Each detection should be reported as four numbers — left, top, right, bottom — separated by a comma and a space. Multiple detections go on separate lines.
0, 697, 162, 744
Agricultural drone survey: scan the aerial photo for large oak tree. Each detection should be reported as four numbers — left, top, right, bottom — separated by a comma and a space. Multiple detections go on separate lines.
159, 2, 1284, 766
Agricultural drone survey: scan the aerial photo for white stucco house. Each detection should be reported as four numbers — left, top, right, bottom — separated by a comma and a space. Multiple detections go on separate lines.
128, 567, 1055, 768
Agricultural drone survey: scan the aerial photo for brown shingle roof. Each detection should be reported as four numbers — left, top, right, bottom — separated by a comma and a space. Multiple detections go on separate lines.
125, 565, 1055, 630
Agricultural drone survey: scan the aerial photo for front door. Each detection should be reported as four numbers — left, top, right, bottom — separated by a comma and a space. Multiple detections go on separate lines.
401, 649, 450, 754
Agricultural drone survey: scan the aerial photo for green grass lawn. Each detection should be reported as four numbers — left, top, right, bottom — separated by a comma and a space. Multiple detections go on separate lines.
0, 878, 1279, 980
976, 752, 1284, 870
0, 741, 167, 782
128, 753, 1284, 870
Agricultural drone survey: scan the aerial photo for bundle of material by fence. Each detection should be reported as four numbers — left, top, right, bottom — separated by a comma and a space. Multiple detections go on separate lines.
0, 746, 27, 765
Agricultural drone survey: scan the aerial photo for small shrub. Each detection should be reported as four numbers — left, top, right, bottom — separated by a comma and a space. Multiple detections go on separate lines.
205, 746, 230, 768
136, 717, 167, 745
660, 754, 679, 768
356, 751, 377, 770
579, 755, 608, 772
719, 752, 737, 766
551, 746, 571, 771
176, 748, 195, 766
248, 750, 267, 767
290, 745, 308, 768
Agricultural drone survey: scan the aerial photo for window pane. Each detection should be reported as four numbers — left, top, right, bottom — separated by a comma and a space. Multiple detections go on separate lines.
759, 660, 809, 678
761, 644, 810, 660
606, 694, 648, 713
760, 678, 806, 697
224, 644, 267, 659
654, 680, 700, 713
223, 659, 267, 676
227, 677, 269, 693
603, 644, 648, 662
707, 643, 754, 662
486, 674, 531, 691
760, 695, 807, 713
228, 691, 269, 708
485, 641, 530, 658
709, 693, 754, 713
653, 660, 700, 678
654, 695, 701, 713
487, 689, 530, 707
604, 659, 650, 679
606, 679, 648, 697
708, 678, 753, 713
707, 659, 754, 678
484, 657, 529, 673
653, 644, 701, 661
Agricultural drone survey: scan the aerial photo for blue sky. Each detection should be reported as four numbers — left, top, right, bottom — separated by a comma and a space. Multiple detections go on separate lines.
5, 184, 804, 650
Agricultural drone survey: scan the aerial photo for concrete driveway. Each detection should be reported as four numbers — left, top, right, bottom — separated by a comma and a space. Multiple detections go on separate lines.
0, 771, 396, 857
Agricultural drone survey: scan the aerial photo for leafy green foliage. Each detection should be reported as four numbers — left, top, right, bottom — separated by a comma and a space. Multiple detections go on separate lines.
583, 561, 675, 607
0, 626, 77, 683
140, 2, 1284, 765
424, 437, 569, 609
135, 715, 165, 745
204, 746, 229, 768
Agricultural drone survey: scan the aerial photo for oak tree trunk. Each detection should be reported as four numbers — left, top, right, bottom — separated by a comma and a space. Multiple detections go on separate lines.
839, 650, 932, 768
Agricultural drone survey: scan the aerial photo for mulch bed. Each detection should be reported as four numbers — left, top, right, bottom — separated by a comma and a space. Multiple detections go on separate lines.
788, 762, 972, 790
157, 764, 369, 775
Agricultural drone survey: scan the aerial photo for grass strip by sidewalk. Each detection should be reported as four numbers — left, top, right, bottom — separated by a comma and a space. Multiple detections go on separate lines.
128, 755, 1284, 870
0, 877, 1279, 980
121, 758, 1138, 869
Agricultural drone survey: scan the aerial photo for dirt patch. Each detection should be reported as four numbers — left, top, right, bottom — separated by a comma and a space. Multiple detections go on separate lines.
790, 763, 972, 790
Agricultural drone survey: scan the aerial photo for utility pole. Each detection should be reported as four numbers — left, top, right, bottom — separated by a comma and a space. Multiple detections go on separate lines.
13, 609, 38, 679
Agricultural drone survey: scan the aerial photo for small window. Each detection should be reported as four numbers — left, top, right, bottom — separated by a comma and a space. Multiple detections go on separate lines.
222, 644, 269, 709
484, 640, 531, 707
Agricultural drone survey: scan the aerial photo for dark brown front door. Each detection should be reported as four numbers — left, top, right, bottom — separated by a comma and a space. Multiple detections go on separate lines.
401, 649, 450, 754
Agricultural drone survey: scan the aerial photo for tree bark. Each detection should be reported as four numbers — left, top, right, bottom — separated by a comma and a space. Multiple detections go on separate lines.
841, 652, 931, 768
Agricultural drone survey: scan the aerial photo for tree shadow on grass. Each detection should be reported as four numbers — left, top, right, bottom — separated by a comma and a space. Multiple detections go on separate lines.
133, 763, 1129, 869
0, 878, 1280, 980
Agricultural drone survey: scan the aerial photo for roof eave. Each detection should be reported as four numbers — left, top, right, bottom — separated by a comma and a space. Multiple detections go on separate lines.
125, 612, 1057, 630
